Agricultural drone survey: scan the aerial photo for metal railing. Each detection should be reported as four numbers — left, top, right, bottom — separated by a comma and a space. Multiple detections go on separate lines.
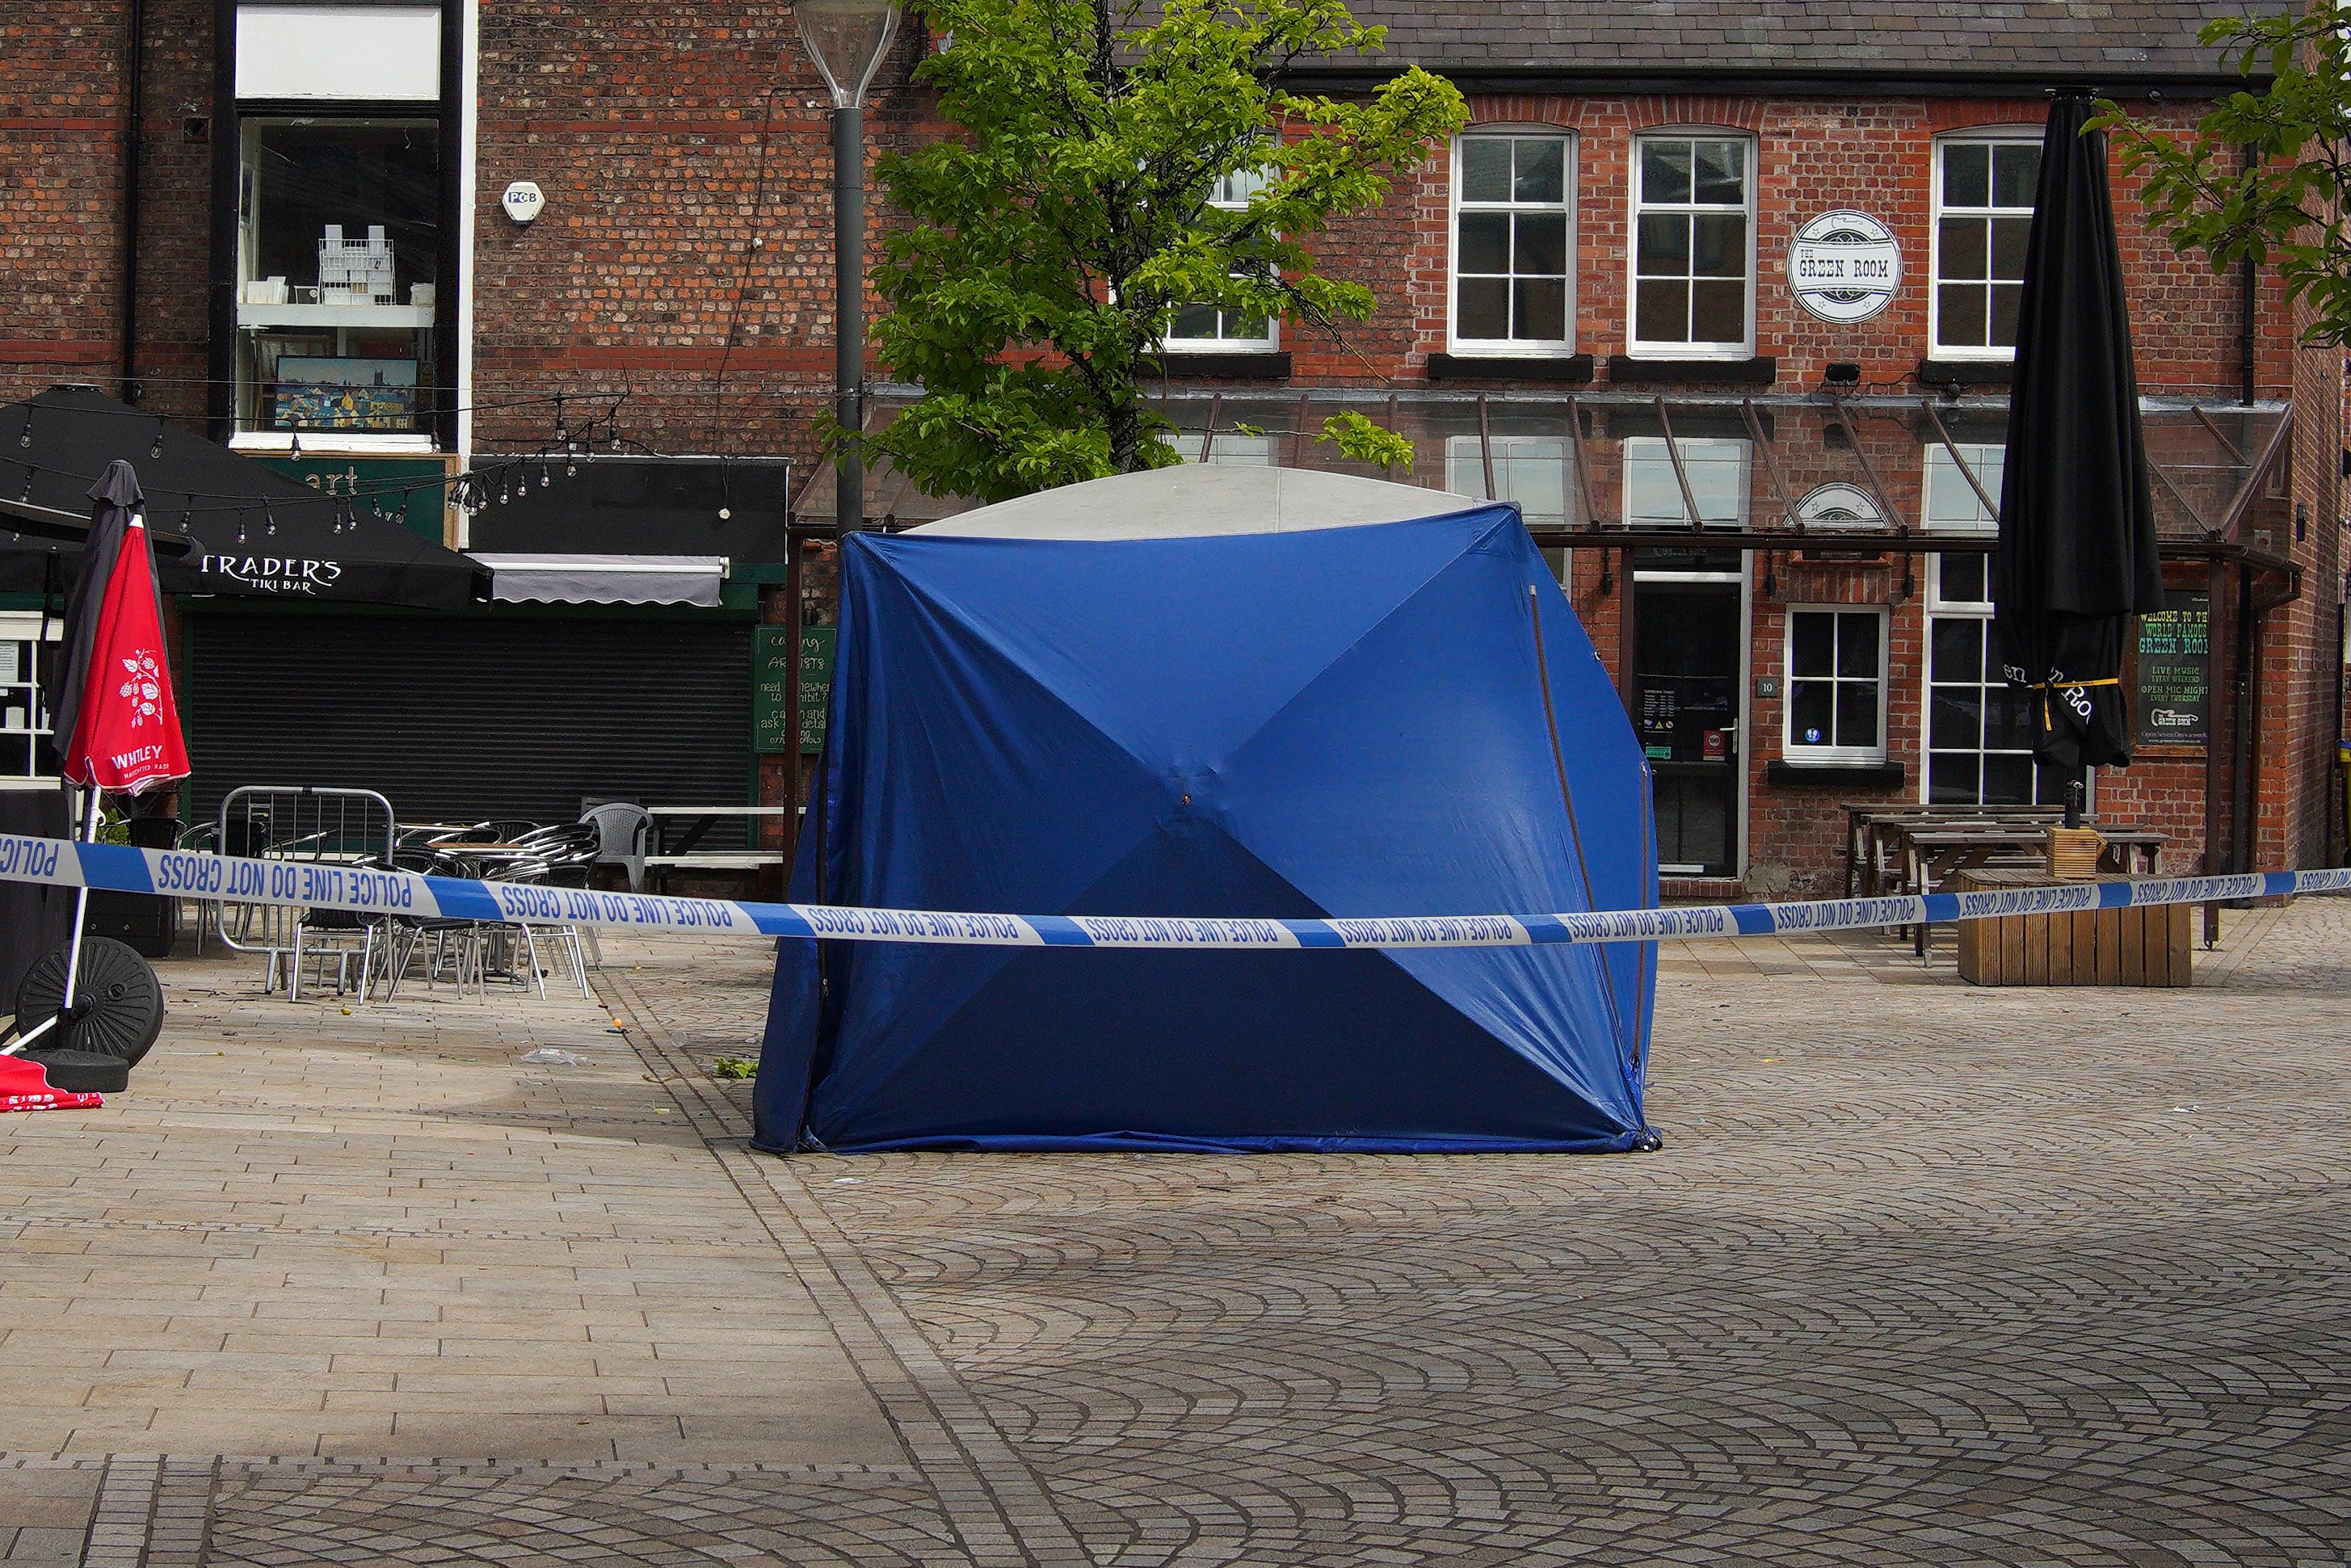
212, 785, 397, 998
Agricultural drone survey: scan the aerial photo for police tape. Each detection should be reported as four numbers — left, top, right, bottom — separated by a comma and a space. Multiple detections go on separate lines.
2, 832, 2347, 952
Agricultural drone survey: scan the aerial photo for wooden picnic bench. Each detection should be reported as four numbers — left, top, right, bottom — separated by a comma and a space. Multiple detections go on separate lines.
1843, 803, 2069, 898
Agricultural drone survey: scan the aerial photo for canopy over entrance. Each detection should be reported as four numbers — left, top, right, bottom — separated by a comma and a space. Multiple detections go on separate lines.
0, 386, 488, 610
755, 466, 1660, 1154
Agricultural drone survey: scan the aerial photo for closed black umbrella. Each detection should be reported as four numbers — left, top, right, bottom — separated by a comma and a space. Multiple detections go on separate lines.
1992, 95, 2167, 802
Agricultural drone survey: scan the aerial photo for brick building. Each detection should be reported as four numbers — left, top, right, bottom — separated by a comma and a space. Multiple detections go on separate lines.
2, 0, 2341, 892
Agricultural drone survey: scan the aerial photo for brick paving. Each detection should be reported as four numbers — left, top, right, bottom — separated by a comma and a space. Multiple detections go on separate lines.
2, 903, 2348, 1565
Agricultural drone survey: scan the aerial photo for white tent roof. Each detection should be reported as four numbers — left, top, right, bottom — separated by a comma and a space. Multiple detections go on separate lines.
911, 465, 1484, 540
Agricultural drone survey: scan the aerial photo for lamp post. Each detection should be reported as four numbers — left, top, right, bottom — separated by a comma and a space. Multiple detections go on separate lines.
795, 0, 901, 532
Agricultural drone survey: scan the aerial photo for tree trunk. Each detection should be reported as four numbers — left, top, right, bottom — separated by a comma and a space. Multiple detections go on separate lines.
1108, 396, 1143, 473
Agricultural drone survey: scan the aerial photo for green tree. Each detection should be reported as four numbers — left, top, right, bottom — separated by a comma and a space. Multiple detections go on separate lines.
860, 0, 1466, 504
2096, 6, 2351, 345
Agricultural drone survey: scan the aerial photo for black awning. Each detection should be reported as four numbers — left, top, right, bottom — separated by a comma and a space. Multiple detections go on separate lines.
0, 385, 489, 610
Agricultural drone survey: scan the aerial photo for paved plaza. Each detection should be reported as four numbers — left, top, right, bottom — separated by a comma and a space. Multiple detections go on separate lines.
2, 902, 2347, 1566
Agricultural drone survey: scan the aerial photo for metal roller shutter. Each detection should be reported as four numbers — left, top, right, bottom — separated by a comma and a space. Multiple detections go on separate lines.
185, 612, 754, 837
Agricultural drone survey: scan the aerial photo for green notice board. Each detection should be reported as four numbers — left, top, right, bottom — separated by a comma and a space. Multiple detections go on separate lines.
2134, 590, 2210, 747
752, 624, 837, 755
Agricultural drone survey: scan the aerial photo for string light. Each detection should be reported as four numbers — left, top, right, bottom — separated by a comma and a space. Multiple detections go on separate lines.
4, 391, 639, 523
263, 505, 277, 538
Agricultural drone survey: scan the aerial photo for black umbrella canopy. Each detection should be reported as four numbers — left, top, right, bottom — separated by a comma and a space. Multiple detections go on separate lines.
46, 459, 149, 756
0, 385, 489, 610
1991, 96, 2167, 774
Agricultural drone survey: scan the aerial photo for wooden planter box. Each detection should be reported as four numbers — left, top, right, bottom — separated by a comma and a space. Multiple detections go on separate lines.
1954, 868, 2191, 986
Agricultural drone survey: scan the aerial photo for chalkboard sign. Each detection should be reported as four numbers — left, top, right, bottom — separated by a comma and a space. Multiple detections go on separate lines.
797, 626, 836, 755
752, 624, 840, 754
751, 625, 793, 754
2134, 591, 2210, 746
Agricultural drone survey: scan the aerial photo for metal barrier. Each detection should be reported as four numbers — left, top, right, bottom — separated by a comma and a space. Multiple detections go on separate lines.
212, 786, 397, 998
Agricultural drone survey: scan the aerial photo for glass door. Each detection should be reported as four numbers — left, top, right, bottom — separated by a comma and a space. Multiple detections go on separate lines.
1635, 582, 1742, 876
0, 614, 60, 780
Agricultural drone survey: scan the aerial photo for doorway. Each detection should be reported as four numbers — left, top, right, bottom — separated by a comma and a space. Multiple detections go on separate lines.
1634, 578, 1743, 876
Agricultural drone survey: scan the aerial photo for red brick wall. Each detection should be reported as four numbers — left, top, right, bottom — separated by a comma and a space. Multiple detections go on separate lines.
1281, 93, 2282, 398
1, 1, 135, 402
469, 1, 944, 469
0, 0, 212, 422
9, 9, 2341, 885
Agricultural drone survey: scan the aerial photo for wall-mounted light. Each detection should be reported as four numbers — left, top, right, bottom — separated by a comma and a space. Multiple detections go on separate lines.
1823, 362, 1861, 391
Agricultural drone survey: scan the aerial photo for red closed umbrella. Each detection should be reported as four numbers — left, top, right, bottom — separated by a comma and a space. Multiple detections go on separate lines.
0, 1054, 105, 1112
1, 459, 180, 1080
58, 461, 188, 794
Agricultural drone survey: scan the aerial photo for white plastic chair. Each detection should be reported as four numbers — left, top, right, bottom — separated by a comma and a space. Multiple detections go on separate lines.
580, 803, 650, 893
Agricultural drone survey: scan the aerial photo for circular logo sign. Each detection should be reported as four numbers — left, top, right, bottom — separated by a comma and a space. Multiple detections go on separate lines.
1786, 210, 1901, 323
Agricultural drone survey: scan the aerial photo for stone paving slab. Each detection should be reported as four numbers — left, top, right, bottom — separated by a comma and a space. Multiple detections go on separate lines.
0, 956, 902, 1472
5, 902, 2349, 1565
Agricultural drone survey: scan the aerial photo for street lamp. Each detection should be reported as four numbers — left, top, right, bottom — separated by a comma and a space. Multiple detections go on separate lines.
795, 0, 901, 532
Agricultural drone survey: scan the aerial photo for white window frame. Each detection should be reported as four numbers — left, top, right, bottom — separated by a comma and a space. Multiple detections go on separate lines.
1923, 609, 2082, 807
1447, 434, 1574, 583
1446, 130, 1576, 357
1918, 435, 2077, 805
1628, 132, 1756, 360
1922, 441, 2003, 609
1783, 605, 1889, 764
1928, 132, 2041, 362
0, 612, 63, 783
1165, 430, 1278, 467
1164, 163, 1280, 352
1621, 435, 1752, 530
1444, 434, 1573, 523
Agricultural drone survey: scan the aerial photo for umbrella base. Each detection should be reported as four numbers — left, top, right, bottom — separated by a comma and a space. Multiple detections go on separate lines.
18, 1049, 128, 1095
13, 937, 166, 1064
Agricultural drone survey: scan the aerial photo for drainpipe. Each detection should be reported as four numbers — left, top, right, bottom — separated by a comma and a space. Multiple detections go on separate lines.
2240, 143, 2258, 407
2202, 558, 2227, 944
2231, 563, 2256, 876
117, 0, 145, 402
205, 0, 238, 441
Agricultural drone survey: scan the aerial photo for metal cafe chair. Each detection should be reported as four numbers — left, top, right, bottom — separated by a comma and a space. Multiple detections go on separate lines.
514, 826, 604, 986
380, 848, 490, 999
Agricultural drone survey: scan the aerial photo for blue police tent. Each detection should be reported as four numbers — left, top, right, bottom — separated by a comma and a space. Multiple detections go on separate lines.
752, 465, 1659, 1154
